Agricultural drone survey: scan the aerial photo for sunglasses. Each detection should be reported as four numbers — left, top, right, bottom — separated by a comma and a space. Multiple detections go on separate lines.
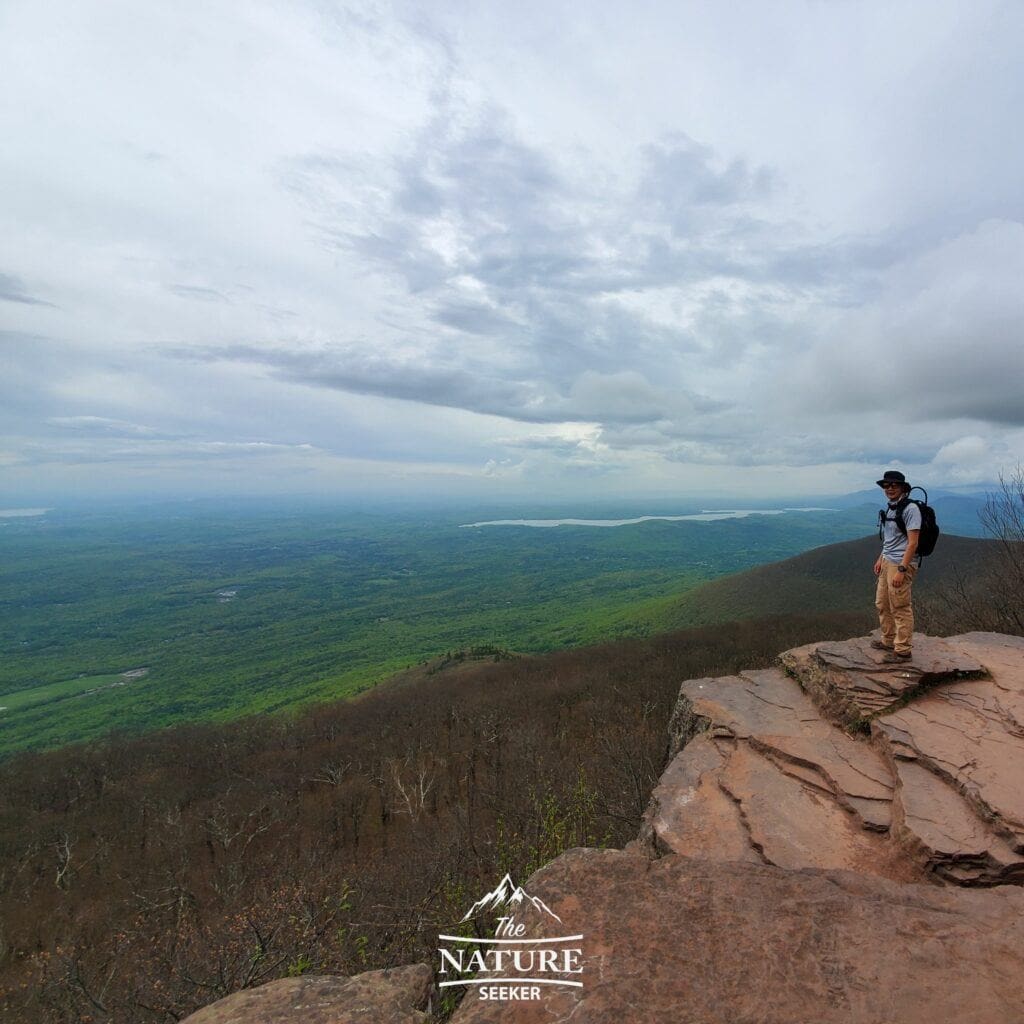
883, 483, 904, 490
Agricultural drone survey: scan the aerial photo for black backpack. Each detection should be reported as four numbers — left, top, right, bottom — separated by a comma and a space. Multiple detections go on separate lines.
878, 486, 940, 558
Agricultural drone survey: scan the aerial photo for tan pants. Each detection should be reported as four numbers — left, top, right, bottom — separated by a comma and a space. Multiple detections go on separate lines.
875, 560, 917, 654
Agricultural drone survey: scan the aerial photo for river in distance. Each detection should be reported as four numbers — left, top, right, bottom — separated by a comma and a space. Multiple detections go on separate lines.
459, 508, 836, 528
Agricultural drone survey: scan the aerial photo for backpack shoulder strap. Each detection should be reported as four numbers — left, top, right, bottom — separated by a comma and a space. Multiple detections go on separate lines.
893, 496, 910, 536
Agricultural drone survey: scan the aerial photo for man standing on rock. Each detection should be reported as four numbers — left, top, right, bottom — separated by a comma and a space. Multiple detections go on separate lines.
873, 470, 920, 662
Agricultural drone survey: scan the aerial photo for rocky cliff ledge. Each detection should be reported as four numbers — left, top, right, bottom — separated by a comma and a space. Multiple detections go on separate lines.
643, 631, 1024, 886
185, 631, 1024, 1024
452, 630, 1024, 1023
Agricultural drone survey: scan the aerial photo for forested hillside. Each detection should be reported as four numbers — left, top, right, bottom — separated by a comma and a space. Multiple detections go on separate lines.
648, 533, 999, 631
0, 610, 868, 1023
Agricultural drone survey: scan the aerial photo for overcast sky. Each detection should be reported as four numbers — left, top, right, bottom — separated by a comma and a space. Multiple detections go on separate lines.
2, 0, 1023, 504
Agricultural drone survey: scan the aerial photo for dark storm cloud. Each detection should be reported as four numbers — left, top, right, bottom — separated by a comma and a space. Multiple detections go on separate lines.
936, 394, 1024, 427
909, 321, 1024, 426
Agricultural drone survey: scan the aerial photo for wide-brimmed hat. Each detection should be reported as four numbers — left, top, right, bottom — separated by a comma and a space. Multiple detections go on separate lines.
876, 469, 911, 490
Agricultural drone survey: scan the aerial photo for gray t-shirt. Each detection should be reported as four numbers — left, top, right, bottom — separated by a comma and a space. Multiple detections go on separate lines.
881, 500, 922, 564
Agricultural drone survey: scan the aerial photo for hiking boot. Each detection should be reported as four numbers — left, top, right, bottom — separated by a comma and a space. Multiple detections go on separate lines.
883, 651, 913, 663
870, 640, 894, 651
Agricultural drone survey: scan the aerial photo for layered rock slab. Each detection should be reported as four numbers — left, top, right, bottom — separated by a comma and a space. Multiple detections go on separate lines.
451, 847, 1024, 1024
871, 632, 1024, 885
779, 632, 985, 729
641, 666, 915, 881
646, 634, 1024, 886
179, 964, 434, 1024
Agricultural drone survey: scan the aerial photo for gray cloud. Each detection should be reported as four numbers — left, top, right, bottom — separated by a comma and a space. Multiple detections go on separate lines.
0, 273, 55, 307
190, 89, 1024, 484
15, 438, 320, 467
0, 331, 74, 423
330, 114, 786, 301
3, 2, 1023, 499
638, 134, 774, 234
172, 343, 706, 426
431, 298, 520, 336
792, 219, 1024, 428
278, 111, 810, 415
168, 284, 228, 302
46, 415, 168, 438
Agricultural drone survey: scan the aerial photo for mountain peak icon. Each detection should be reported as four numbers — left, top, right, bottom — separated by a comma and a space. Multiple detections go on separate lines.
460, 873, 562, 923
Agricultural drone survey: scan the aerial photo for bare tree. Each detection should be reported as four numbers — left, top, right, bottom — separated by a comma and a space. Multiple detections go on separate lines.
922, 466, 1024, 636
387, 755, 436, 821
54, 832, 73, 891
978, 466, 1024, 634
306, 759, 353, 787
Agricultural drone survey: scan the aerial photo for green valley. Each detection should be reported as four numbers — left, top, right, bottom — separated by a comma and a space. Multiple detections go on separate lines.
0, 497, 986, 756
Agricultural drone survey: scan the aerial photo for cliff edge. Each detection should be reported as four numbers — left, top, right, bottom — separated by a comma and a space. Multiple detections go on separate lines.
452, 630, 1024, 1023
184, 631, 1024, 1024
642, 631, 1024, 886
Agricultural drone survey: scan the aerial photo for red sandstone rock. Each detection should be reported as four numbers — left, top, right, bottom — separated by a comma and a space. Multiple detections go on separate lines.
642, 665, 914, 881
870, 632, 1024, 884
644, 633, 1024, 887
779, 632, 985, 728
179, 964, 434, 1024
451, 847, 1024, 1024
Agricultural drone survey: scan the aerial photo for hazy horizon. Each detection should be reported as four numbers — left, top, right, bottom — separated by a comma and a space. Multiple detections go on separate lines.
0, 483, 998, 521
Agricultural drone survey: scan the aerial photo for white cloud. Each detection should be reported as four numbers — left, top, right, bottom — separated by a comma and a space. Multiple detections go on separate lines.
925, 433, 1023, 485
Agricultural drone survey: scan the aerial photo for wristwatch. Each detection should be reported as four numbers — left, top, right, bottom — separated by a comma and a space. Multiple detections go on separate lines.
897, 565, 907, 573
